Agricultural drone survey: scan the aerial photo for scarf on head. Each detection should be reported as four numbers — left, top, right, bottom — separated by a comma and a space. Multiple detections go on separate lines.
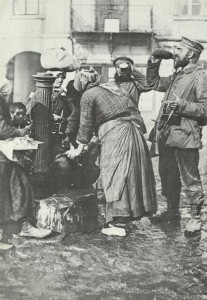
73, 67, 101, 93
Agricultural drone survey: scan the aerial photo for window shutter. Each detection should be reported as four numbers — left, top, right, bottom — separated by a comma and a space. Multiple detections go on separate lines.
202, 0, 207, 15
174, 0, 182, 15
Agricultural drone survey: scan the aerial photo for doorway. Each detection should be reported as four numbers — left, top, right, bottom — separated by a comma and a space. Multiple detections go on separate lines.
6, 51, 45, 104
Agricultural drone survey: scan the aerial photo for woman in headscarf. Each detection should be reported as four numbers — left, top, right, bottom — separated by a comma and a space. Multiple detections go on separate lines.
52, 68, 101, 190
67, 68, 157, 236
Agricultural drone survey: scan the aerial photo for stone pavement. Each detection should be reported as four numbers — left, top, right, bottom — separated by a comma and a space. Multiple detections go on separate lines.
0, 161, 207, 299
0, 127, 207, 300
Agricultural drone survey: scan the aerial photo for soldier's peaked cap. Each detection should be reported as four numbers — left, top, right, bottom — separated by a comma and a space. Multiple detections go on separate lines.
180, 37, 204, 54
56, 71, 66, 78
113, 56, 134, 66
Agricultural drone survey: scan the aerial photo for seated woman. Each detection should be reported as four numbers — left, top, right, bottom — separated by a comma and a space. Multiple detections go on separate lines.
0, 79, 51, 240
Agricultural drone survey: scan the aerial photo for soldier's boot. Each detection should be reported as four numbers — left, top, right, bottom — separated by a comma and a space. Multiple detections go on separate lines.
151, 197, 180, 222
185, 202, 203, 234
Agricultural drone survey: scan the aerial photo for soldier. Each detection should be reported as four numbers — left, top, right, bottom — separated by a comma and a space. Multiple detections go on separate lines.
147, 37, 207, 234
113, 56, 151, 134
94, 56, 153, 200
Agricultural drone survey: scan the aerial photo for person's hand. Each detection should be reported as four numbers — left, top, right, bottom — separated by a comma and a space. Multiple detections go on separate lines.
165, 101, 178, 111
65, 143, 85, 159
17, 125, 31, 137
53, 114, 63, 121
60, 91, 66, 97
150, 56, 161, 64
165, 93, 180, 111
17, 129, 26, 137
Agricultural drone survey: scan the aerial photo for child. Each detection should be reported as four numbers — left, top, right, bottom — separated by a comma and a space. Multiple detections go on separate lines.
9, 102, 33, 175
9, 102, 30, 128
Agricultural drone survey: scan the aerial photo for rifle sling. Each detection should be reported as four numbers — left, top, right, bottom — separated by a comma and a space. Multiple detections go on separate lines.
159, 66, 202, 129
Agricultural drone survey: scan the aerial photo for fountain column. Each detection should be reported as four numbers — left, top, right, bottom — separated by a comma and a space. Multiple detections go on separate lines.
31, 72, 56, 178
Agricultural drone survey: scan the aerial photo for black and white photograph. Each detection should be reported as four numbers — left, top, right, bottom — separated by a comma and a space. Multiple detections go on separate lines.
0, 0, 207, 299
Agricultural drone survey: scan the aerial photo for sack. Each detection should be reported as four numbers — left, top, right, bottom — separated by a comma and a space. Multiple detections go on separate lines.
158, 113, 182, 130
198, 117, 207, 127
148, 125, 156, 143
165, 126, 192, 149
41, 47, 80, 71
148, 125, 170, 157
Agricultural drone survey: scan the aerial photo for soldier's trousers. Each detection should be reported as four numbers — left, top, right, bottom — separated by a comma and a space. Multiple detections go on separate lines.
158, 144, 204, 208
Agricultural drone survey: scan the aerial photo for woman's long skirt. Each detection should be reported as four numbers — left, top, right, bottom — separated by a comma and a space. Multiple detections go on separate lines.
0, 160, 35, 224
98, 116, 157, 223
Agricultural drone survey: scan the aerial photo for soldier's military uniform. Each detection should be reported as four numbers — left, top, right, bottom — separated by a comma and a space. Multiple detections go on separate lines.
147, 37, 207, 233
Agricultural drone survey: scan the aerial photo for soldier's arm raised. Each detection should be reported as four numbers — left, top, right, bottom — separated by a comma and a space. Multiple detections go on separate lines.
146, 58, 172, 92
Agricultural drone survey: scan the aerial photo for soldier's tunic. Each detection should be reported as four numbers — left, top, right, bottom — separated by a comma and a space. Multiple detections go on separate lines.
147, 60, 207, 206
116, 68, 151, 134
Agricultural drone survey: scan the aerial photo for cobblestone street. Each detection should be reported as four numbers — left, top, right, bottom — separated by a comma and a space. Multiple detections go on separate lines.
0, 152, 207, 300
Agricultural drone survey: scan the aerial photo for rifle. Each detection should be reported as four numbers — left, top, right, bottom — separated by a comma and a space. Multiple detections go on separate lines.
149, 65, 202, 158
148, 121, 159, 157
148, 91, 168, 158
149, 107, 179, 157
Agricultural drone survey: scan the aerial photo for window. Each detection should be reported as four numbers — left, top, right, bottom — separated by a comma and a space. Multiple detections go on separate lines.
96, 0, 128, 31
192, 0, 201, 15
182, 0, 201, 16
104, 19, 120, 32
108, 67, 115, 81
13, 0, 39, 15
174, 0, 207, 16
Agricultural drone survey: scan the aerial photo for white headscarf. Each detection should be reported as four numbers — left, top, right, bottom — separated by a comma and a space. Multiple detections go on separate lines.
73, 67, 101, 93
0, 77, 12, 99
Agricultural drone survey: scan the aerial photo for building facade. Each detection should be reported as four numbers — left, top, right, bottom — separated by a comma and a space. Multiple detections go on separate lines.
0, 0, 207, 131
71, 0, 207, 129
0, 0, 72, 104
